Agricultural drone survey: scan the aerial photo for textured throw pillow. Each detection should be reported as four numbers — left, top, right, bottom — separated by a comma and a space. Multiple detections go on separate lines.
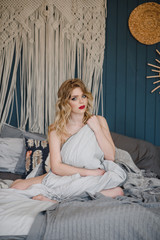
0, 138, 26, 174
0, 123, 47, 175
25, 138, 50, 177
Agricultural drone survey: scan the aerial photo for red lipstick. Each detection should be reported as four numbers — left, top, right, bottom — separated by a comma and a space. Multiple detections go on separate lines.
79, 105, 85, 109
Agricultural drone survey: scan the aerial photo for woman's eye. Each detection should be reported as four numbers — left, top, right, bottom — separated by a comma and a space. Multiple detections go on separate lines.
82, 95, 86, 98
71, 97, 77, 101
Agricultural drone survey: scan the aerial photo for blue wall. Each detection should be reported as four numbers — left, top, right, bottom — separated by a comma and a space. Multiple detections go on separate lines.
103, 0, 160, 145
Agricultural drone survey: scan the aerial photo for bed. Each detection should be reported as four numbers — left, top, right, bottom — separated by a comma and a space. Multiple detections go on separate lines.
0, 123, 160, 240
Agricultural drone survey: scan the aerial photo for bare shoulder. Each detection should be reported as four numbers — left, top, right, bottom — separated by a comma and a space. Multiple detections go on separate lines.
49, 129, 58, 138
49, 129, 61, 145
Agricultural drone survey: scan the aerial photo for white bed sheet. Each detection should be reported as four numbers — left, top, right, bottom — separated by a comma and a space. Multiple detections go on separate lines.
0, 184, 53, 236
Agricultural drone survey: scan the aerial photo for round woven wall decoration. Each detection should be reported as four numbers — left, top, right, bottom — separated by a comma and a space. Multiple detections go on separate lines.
128, 2, 160, 45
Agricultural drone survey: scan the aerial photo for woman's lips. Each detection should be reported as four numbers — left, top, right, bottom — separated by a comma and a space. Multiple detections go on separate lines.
79, 105, 85, 109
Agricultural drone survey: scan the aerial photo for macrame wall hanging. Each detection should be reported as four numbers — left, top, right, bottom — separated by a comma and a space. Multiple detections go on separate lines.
0, 0, 107, 134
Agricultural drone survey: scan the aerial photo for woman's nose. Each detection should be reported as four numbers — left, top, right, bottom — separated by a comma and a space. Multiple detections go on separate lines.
79, 97, 84, 103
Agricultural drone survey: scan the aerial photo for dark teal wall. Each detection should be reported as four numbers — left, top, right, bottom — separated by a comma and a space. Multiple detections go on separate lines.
103, 0, 160, 145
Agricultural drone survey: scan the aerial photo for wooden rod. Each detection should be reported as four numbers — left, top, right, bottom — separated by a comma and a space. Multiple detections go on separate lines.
156, 49, 160, 55
153, 80, 160, 84
151, 85, 160, 93
151, 69, 160, 73
146, 75, 160, 78
148, 63, 160, 69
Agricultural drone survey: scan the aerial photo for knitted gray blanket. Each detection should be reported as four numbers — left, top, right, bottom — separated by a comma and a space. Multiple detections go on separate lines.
27, 143, 160, 240
27, 192, 160, 240
115, 148, 160, 202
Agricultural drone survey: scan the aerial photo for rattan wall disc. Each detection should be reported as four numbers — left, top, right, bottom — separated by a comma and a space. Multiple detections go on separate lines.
128, 2, 160, 45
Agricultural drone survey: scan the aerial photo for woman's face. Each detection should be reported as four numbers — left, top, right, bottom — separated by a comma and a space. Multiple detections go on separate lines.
68, 87, 88, 114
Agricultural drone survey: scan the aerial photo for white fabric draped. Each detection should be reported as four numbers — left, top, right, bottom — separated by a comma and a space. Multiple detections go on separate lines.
0, 0, 107, 134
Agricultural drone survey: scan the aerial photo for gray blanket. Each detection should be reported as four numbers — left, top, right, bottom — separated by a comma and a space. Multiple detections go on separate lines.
27, 192, 160, 240
115, 148, 160, 202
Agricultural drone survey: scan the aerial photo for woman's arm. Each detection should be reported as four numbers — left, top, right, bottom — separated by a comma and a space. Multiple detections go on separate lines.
87, 115, 115, 161
49, 130, 105, 176
10, 174, 47, 190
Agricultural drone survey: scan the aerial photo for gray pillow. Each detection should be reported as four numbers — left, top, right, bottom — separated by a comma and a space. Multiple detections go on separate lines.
0, 138, 26, 174
0, 123, 46, 140
0, 172, 23, 180
0, 123, 47, 175
111, 132, 160, 178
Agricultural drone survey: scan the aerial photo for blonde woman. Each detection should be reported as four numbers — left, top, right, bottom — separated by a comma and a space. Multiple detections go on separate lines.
11, 79, 126, 202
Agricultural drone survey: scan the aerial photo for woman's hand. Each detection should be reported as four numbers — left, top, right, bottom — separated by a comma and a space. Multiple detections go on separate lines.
10, 179, 30, 190
87, 115, 101, 133
87, 168, 105, 176
87, 115, 115, 161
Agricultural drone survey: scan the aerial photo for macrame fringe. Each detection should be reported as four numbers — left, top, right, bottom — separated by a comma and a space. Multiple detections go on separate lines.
0, 0, 107, 134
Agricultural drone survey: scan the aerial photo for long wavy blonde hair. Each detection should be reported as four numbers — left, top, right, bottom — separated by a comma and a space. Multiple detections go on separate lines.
48, 78, 93, 139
